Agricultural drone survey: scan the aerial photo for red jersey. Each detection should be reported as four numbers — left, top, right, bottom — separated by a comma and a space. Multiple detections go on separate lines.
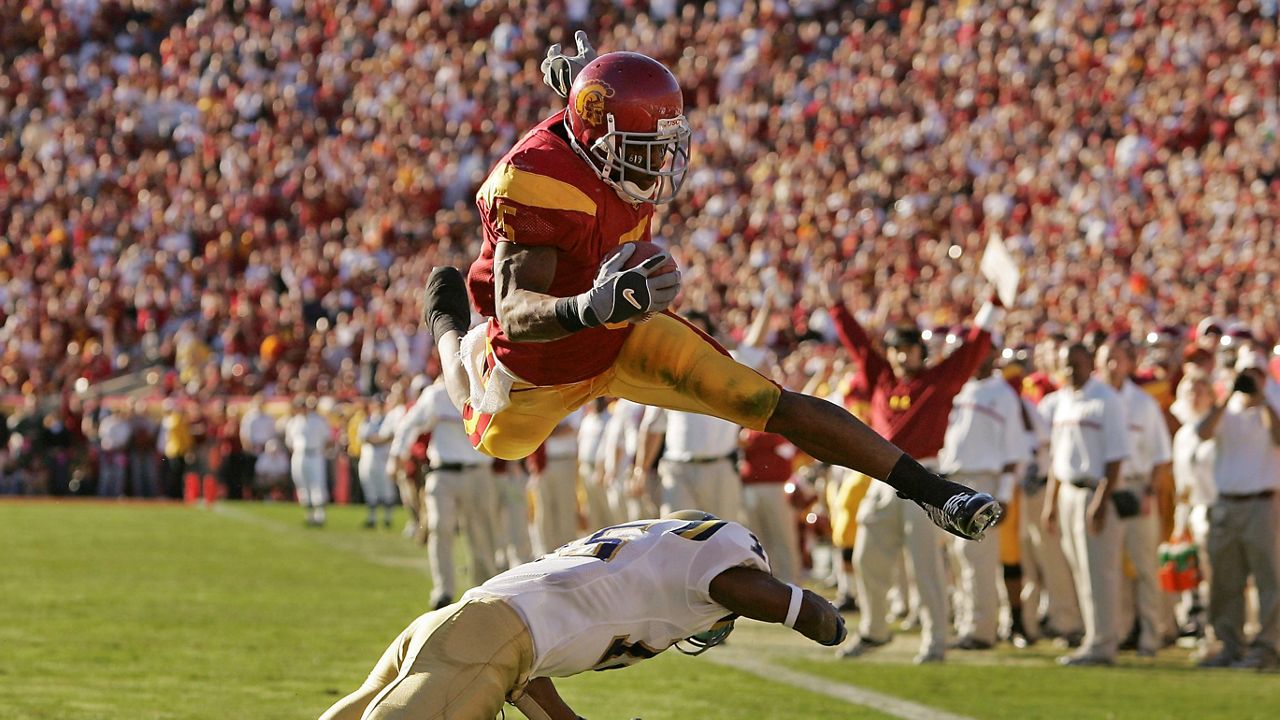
740, 430, 796, 485
832, 305, 991, 460
1021, 372, 1058, 404
468, 111, 654, 386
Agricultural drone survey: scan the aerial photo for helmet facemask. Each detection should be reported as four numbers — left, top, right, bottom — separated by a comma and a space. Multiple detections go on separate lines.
585, 113, 691, 204
675, 614, 737, 656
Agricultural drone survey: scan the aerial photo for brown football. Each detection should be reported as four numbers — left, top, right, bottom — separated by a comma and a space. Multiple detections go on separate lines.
601, 241, 678, 276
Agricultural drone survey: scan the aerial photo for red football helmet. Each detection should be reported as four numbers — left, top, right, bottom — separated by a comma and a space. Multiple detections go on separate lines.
566, 52, 691, 204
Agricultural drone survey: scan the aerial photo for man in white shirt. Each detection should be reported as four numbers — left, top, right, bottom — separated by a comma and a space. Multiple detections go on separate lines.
239, 396, 278, 460
1041, 343, 1129, 665
356, 396, 396, 529
94, 406, 133, 498
576, 397, 614, 529
283, 395, 332, 527
635, 407, 742, 523
531, 409, 582, 554
1098, 338, 1174, 656
393, 377, 499, 609
602, 398, 648, 522
1017, 388, 1084, 647
939, 349, 1029, 649
320, 511, 846, 720
1195, 355, 1280, 670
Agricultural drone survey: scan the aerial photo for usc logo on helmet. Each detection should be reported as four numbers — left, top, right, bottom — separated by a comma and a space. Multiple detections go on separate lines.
574, 80, 615, 128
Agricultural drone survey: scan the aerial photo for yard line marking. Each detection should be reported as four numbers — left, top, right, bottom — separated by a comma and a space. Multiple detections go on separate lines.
211, 504, 427, 572
705, 650, 977, 720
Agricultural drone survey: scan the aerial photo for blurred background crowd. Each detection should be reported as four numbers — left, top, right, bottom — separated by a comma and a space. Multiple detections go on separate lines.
3, 0, 1280, 668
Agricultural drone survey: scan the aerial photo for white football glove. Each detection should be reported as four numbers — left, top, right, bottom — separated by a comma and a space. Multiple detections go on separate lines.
570, 244, 680, 327
541, 30, 596, 98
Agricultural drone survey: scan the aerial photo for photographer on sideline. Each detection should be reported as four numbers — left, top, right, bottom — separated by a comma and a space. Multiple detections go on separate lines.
1195, 350, 1280, 670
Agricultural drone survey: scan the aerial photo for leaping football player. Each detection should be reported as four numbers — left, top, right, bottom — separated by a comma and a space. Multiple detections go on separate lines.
429, 41, 1002, 554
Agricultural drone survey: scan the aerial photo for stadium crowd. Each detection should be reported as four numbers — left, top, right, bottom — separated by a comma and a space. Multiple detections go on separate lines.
3, 0, 1280, 670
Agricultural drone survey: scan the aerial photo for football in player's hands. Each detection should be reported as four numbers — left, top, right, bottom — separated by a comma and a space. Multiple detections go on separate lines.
596, 241, 680, 323
600, 241, 678, 278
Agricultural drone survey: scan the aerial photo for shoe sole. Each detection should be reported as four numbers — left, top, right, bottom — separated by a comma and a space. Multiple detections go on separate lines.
966, 499, 1004, 539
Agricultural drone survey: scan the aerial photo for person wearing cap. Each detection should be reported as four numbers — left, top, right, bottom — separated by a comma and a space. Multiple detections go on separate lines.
939, 344, 1030, 649
393, 375, 500, 610
1195, 349, 1280, 670
284, 394, 333, 527
1041, 342, 1130, 666
827, 290, 1003, 664
1098, 336, 1174, 656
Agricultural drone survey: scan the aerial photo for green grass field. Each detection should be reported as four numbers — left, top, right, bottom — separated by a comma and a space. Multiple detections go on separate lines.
3, 500, 1278, 719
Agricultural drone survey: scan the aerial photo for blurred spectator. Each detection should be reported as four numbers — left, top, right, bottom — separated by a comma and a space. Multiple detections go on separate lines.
254, 437, 291, 500
92, 405, 132, 497
1041, 343, 1129, 667
284, 394, 331, 527
158, 398, 192, 499
1194, 353, 1280, 670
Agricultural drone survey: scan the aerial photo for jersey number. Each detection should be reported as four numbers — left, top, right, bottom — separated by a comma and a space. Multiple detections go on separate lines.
593, 634, 664, 671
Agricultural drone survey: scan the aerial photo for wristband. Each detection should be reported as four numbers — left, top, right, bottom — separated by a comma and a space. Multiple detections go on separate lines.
783, 583, 803, 628
554, 296, 587, 332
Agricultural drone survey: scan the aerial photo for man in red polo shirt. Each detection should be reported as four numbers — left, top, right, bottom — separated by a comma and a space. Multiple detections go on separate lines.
828, 291, 1001, 664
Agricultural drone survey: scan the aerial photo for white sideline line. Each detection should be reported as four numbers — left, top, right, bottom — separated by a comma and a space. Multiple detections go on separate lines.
211, 504, 427, 572
705, 651, 977, 720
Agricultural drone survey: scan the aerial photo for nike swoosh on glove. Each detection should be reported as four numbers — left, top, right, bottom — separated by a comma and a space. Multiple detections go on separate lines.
574, 244, 681, 327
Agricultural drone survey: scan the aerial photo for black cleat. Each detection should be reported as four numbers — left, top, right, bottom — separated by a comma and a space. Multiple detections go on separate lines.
423, 266, 471, 339
914, 491, 1003, 541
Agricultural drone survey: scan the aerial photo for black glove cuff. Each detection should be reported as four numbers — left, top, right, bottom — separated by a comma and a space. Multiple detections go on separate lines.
555, 296, 587, 332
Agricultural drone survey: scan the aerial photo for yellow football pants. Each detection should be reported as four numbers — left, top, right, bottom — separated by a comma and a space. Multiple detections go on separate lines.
466, 312, 781, 460
320, 597, 534, 720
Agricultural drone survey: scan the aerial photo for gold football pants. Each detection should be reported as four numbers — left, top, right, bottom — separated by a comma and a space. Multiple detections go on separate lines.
465, 312, 781, 460
320, 597, 534, 720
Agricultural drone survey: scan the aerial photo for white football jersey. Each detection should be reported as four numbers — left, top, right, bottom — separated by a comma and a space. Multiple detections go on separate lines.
464, 518, 770, 678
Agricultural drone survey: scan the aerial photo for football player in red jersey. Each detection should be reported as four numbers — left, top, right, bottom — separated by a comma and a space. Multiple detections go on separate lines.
424, 46, 1000, 545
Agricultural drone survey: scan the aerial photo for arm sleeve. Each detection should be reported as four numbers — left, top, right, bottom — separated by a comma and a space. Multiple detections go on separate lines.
390, 405, 427, 459
479, 161, 595, 253
829, 303, 891, 388
932, 327, 994, 394
1001, 388, 1031, 466
1102, 392, 1130, 464
690, 522, 773, 607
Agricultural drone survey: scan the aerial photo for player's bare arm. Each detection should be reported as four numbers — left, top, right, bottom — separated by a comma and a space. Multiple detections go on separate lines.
708, 566, 847, 646
496, 240, 680, 342
518, 677, 581, 720
495, 241, 572, 342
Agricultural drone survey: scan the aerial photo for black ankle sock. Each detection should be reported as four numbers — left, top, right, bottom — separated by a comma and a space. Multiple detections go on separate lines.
884, 454, 967, 508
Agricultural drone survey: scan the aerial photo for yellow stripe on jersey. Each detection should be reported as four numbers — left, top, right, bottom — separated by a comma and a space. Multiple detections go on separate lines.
478, 163, 597, 217
618, 216, 648, 245
673, 520, 726, 541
